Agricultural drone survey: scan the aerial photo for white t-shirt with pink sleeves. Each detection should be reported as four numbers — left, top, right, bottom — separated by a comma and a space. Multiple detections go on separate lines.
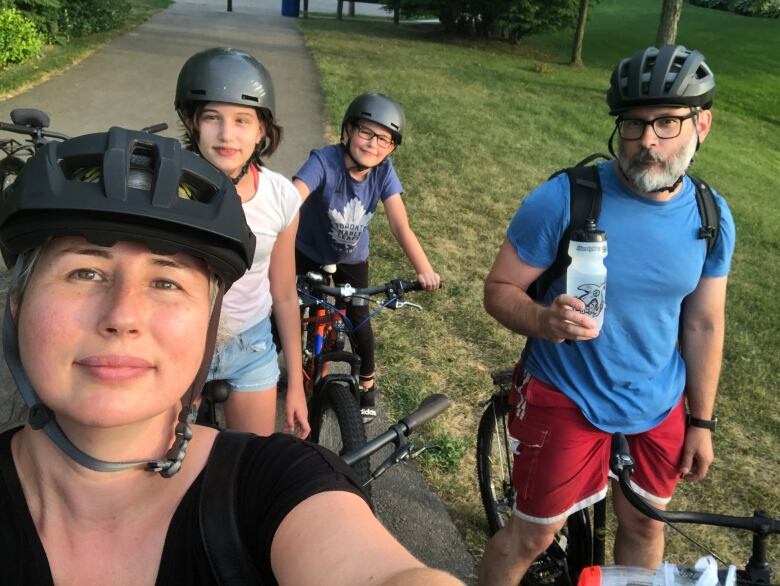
221, 166, 301, 333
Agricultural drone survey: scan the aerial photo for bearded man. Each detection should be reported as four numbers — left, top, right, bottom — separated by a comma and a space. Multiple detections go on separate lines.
478, 46, 736, 586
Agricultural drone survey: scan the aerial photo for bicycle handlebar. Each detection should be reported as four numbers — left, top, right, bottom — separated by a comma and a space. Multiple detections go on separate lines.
611, 433, 780, 536
304, 276, 425, 300
1, 108, 169, 147
0, 121, 69, 142
140, 122, 169, 134
342, 393, 450, 467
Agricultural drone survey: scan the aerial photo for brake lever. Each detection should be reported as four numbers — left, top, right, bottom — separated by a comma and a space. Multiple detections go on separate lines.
364, 443, 415, 486
363, 442, 439, 487
394, 300, 422, 310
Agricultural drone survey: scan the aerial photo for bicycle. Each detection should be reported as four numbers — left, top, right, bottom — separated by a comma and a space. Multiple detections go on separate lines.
477, 372, 779, 586
0, 107, 168, 192
476, 364, 605, 586
610, 432, 780, 586
0, 109, 68, 192
197, 382, 451, 489
297, 268, 429, 485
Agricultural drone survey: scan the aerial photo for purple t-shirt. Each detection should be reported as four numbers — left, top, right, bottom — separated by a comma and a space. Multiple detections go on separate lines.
294, 144, 403, 264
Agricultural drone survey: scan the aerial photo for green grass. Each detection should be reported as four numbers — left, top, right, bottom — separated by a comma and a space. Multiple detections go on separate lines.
298, 0, 779, 569
0, 0, 172, 97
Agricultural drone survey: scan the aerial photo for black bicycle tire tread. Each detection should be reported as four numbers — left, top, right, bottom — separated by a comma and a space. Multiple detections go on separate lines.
476, 393, 513, 536
312, 381, 370, 486
0, 155, 26, 193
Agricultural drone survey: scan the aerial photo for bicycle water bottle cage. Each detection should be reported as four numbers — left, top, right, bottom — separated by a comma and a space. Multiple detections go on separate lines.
11, 108, 50, 129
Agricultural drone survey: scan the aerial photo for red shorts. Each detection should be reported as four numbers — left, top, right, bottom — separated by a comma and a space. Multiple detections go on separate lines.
508, 374, 686, 524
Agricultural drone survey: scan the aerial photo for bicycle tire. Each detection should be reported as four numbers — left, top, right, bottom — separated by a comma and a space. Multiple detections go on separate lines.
476, 388, 594, 586
310, 381, 370, 486
477, 392, 516, 534
0, 155, 25, 194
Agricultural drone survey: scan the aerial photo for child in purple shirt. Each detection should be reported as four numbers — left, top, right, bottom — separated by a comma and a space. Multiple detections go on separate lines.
293, 93, 440, 423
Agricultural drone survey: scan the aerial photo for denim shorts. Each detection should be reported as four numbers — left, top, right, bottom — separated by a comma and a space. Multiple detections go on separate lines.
207, 315, 280, 392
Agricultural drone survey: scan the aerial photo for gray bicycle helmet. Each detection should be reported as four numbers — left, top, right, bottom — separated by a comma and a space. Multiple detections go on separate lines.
175, 47, 276, 117
0, 127, 255, 288
607, 45, 716, 115
0, 128, 255, 478
342, 92, 405, 145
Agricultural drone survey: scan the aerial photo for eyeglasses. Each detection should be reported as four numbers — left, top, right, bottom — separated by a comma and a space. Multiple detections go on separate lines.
355, 125, 394, 149
616, 110, 698, 141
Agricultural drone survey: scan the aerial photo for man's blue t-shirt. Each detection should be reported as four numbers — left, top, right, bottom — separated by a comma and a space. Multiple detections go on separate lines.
294, 144, 403, 265
507, 162, 736, 433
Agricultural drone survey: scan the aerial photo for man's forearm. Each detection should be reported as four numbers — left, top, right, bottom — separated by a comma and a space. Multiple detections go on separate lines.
681, 319, 724, 419
483, 281, 546, 339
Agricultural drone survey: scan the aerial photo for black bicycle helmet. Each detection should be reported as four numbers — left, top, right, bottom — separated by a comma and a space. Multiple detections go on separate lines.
0, 127, 255, 288
174, 47, 276, 117
342, 92, 405, 145
607, 45, 716, 115
1, 128, 255, 478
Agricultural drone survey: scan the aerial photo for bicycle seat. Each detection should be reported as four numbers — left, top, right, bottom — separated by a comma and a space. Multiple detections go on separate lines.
10, 108, 50, 129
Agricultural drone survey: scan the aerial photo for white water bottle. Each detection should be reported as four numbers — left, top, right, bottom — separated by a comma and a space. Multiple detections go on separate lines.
566, 219, 608, 331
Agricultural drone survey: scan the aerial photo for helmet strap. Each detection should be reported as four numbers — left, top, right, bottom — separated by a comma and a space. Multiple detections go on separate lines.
231, 161, 252, 186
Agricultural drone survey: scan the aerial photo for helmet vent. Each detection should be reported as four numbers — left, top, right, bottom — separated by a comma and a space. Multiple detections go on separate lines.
128, 143, 157, 191
190, 89, 207, 96
241, 94, 258, 103
178, 170, 217, 203
59, 155, 104, 184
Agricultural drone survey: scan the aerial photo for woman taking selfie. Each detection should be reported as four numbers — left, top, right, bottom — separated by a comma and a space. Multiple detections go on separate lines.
0, 129, 460, 585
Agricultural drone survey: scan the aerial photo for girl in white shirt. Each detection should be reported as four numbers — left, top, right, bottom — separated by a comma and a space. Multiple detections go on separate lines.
175, 47, 308, 437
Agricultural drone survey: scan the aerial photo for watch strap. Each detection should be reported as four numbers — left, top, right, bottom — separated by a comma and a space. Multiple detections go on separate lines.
686, 414, 717, 431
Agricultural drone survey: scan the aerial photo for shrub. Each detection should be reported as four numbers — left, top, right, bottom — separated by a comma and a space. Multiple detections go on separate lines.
386, 0, 583, 39
688, 0, 780, 17
0, 7, 44, 67
13, 0, 61, 41
59, 0, 132, 37
497, 0, 580, 42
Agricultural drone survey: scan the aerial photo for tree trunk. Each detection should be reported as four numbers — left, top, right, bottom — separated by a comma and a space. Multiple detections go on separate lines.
349, 1, 355, 16
570, 0, 590, 66
655, 0, 684, 47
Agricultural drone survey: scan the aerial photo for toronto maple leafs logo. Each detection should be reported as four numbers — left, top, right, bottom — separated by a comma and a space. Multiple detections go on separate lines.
328, 198, 374, 251
574, 283, 606, 318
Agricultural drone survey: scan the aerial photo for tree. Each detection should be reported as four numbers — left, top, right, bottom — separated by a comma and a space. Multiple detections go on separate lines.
655, 0, 683, 47
570, 0, 590, 66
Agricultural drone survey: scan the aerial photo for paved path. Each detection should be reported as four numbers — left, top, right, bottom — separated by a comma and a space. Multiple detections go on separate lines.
0, 1, 477, 582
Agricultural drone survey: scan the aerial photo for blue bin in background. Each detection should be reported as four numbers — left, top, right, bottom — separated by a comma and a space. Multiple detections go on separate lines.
281, 0, 299, 17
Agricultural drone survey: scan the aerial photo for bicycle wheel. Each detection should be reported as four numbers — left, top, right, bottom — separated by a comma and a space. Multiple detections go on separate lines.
310, 381, 370, 485
0, 155, 25, 194
477, 392, 516, 534
476, 388, 593, 586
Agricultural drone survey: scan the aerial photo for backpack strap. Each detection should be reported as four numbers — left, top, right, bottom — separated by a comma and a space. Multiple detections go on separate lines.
199, 430, 260, 586
532, 163, 603, 301
688, 175, 721, 256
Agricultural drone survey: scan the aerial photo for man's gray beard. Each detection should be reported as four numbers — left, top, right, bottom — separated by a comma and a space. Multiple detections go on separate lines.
617, 132, 698, 194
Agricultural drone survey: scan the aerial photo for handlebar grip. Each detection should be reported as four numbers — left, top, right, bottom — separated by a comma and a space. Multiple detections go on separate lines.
400, 393, 450, 432
141, 123, 168, 134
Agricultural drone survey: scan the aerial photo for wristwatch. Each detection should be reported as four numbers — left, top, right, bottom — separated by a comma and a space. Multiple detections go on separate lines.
686, 414, 717, 432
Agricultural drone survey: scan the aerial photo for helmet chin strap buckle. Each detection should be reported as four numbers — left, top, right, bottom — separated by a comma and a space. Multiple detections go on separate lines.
148, 403, 198, 478
28, 403, 55, 430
